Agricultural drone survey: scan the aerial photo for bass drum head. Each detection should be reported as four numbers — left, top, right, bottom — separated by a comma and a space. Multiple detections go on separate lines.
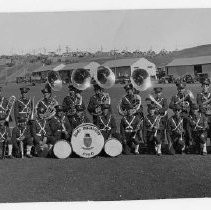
104, 138, 122, 157
71, 123, 104, 158
53, 140, 72, 159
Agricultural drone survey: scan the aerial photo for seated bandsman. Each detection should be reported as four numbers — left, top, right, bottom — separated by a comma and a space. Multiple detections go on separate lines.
196, 78, 211, 139
14, 87, 33, 124
31, 106, 56, 153
96, 104, 118, 140
71, 105, 90, 129
187, 103, 208, 155
120, 105, 142, 155
62, 84, 84, 121
87, 83, 111, 125
118, 83, 142, 118
35, 84, 58, 120
11, 116, 33, 158
167, 104, 186, 155
143, 104, 165, 156
49, 105, 72, 141
0, 118, 13, 159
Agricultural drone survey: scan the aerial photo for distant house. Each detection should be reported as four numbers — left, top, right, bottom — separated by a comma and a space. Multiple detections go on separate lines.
32, 64, 59, 79
166, 55, 211, 77
102, 57, 157, 78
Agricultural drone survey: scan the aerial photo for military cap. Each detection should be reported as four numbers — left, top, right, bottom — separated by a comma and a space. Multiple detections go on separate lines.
20, 87, 30, 93
68, 84, 78, 92
17, 116, 27, 123
201, 78, 210, 85
154, 87, 163, 93
147, 103, 157, 110
75, 104, 85, 112
176, 82, 186, 89
124, 83, 133, 91
41, 83, 52, 94
55, 105, 63, 112
191, 103, 199, 110
93, 83, 103, 91
101, 104, 111, 110
173, 104, 182, 111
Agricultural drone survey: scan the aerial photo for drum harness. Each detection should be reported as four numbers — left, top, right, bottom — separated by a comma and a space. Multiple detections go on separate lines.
99, 115, 111, 131
171, 117, 183, 133
201, 92, 211, 113
0, 97, 8, 115
17, 127, 27, 141
124, 115, 136, 133
0, 127, 7, 142
54, 116, 67, 133
36, 119, 47, 136
190, 113, 204, 130
145, 115, 160, 131
18, 98, 31, 115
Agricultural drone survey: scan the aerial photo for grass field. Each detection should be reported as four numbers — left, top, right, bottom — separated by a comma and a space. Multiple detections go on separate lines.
0, 82, 211, 202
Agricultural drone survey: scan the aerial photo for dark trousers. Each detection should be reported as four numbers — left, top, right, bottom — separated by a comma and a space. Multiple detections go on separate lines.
123, 132, 141, 154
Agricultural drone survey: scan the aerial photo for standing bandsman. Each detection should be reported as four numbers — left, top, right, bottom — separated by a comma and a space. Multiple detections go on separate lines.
169, 82, 193, 153
62, 84, 84, 121
187, 103, 208, 155
118, 83, 143, 118
31, 106, 56, 154
14, 87, 33, 124
96, 104, 118, 140
167, 104, 186, 154
120, 104, 142, 155
35, 84, 58, 120
196, 78, 211, 139
49, 105, 72, 142
11, 116, 33, 158
143, 104, 166, 155
87, 83, 111, 125
71, 105, 89, 129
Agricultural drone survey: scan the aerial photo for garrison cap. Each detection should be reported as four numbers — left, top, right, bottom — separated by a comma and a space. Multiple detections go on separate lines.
68, 84, 78, 92
75, 104, 85, 112
201, 78, 210, 85
154, 87, 163, 93
147, 103, 157, 110
124, 83, 133, 91
20, 87, 30, 93
55, 105, 63, 112
93, 83, 103, 91
176, 82, 186, 89
17, 116, 27, 123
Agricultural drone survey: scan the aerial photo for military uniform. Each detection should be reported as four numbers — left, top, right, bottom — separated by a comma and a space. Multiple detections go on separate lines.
35, 86, 58, 120
11, 117, 33, 158
167, 105, 185, 154
87, 84, 111, 125
143, 104, 166, 155
14, 87, 33, 124
71, 105, 90, 129
187, 104, 208, 155
49, 105, 72, 141
196, 78, 211, 138
62, 85, 85, 120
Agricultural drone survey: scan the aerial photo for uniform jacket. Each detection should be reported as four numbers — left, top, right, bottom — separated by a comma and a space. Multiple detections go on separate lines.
148, 96, 168, 115
14, 97, 33, 123
167, 115, 184, 137
187, 113, 208, 132
71, 114, 90, 129
0, 125, 11, 142
11, 124, 32, 142
197, 92, 211, 115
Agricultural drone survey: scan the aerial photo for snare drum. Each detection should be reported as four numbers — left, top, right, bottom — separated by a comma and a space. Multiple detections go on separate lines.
104, 137, 123, 157
36, 144, 50, 158
71, 123, 104, 158
53, 140, 72, 159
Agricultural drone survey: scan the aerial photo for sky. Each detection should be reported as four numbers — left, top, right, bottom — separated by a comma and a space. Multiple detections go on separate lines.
0, 9, 211, 55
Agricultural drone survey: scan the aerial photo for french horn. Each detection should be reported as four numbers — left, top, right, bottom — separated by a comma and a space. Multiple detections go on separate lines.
47, 71, 63, 91
94, 66, 115, 89
130, 68, 152, 91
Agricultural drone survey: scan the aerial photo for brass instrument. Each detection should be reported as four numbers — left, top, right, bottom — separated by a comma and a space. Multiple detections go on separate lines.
30, 96, 35, 120
5, 96, 16, 122
47, 71, 63, 91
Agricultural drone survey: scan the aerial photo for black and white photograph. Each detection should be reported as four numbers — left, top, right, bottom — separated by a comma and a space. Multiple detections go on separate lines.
0, 0, 211, 206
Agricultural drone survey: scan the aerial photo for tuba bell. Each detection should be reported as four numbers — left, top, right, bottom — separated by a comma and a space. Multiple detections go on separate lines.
94, 66, 115, 89
71, 68, 91, 91
47, 71, 63, 91
130, 68, 152, 91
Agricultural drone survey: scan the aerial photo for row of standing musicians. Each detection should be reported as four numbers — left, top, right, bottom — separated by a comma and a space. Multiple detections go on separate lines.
0, 78, 211, 158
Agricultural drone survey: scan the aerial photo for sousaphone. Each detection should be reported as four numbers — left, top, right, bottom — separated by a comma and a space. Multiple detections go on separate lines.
47, 71, 63, 91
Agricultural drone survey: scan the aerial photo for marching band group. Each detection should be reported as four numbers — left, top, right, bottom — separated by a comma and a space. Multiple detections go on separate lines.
0, 75, 211, 159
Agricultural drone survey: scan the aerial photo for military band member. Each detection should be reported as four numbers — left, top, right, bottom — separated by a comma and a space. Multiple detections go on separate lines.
118, 83, 142, 118
0, 118, 13, 158
35, 84, 58, 120
96, 104, 118, 140
169, 82, 193, 152
167, 104, 186, 154
87, 83, 111, 125
143, 104, 165, 156
11, 116, 33, 158
187, 103, 208, 155
71, 104, 89, 129
196, 78, 211, 138
49, 105, 72, 141
120, 105, 142, 155
62, 84, 84, 120
14, 87, 33, 124
31, 107, 56, 153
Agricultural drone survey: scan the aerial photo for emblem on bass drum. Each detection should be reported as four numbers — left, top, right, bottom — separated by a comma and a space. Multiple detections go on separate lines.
71, 123, 104, 158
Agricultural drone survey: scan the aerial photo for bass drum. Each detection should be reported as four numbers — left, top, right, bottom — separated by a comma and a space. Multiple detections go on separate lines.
104, 137, 123, 157
71, 123, 104, 158
53, 140, 72, 159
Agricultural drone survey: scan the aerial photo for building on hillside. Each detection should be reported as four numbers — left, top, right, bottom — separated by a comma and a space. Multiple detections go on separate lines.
102, 57, 157, 79
166, 55, 211, 77
58, 61, 100, 83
